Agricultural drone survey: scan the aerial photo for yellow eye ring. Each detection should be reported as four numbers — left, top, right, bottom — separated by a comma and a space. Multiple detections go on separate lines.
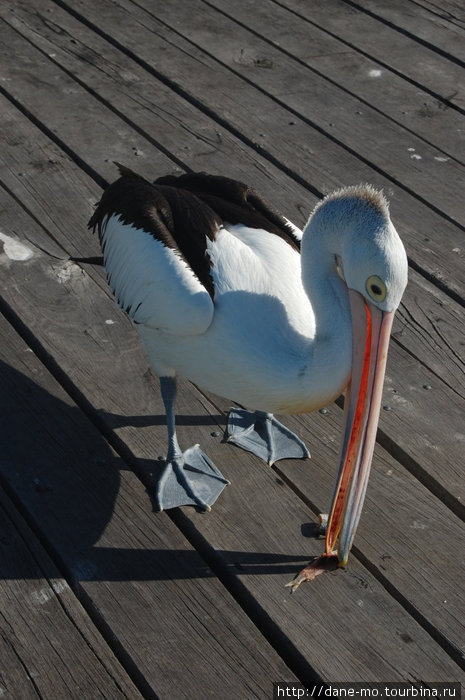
366, 275, 387, 302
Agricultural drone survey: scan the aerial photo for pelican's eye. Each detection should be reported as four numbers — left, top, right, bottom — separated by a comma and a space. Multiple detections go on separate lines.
366, 275, 387, 302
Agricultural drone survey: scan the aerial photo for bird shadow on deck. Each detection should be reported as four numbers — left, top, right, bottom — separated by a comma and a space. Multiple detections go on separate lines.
103, 411, 223, 429
0, 360, 309, 584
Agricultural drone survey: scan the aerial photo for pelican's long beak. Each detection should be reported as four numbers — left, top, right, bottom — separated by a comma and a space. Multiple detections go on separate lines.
325, 289, 394, 566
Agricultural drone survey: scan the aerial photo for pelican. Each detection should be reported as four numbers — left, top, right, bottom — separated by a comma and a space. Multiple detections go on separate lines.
89, 165, 408, 567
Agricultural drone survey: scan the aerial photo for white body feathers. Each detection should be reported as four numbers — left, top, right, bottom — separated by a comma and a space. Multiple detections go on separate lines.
94, 174, 407, 418
100, 214, 350, 414
101, 213, 214, 335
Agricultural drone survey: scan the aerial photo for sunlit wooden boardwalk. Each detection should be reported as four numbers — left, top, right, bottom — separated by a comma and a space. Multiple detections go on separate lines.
0, 0, 464, 697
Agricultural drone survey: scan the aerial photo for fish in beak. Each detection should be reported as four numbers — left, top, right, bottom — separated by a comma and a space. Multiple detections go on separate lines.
325, 289, 394, 566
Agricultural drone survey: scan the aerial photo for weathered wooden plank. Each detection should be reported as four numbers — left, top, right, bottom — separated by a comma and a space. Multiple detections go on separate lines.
0, 2, 319, 225
1, 172, 464, 681
350, 0, 465, 63
202, 383, 465, 661
413, 0, 465, 27
3, 0, 465, 300
0, 2, 462, 668
394, 271, 465, 399
173, 453, 465, 682
277, 0, 465, 110
1, 26, 464, 509
7, 0, 465, 400
3, 276, 463, 685
5, 2, 465, 399
0, 298, 299, 696
0, 487, 143, 699
0, 0, 462, 680
120, 0, 465, 226
206, 0, 464, 164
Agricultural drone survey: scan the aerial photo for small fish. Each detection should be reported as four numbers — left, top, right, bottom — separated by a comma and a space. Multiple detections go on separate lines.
285, 552, 339, 592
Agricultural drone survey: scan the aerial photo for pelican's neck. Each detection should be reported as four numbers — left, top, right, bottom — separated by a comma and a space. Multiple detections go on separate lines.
301, 217, 350, 346
281, 205, 353, 413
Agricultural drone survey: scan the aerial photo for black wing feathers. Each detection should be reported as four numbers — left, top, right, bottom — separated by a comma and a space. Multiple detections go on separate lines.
88, 166, 300, 302
88, 165, 220, 297
156, 172, 301, 251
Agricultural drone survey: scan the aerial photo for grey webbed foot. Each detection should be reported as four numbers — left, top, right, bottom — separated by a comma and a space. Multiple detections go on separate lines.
227, 408, 310, 465
155, 445, 229, 511
155, 376, 229, 511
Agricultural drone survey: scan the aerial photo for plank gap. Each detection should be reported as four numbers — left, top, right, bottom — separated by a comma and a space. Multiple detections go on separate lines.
392, 335, 465, 402
0, 486, 143, 699
123, 0, 465, 232
68, 587, 160, 700
168, 508, 326, 688
0, 473, 157, 700
3, 9, 193, 180
340, 0, 465, 70
412, 0, 465, 30
405, 258, 465, 310
271, 0, 465, 118
7, 1, 465, 306
0, 296, 147, 482
204, 0, 465, 165
0, 178, 70, 262
0, 295, 323, 687
375, 430, 465, 523
353, 547, 465, 672
0, 84, 107, 191
331, 393, 465, 522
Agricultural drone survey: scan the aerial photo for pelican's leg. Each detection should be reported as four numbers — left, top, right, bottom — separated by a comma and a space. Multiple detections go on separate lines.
227, 408, 310, 466
155, 377, 229, 511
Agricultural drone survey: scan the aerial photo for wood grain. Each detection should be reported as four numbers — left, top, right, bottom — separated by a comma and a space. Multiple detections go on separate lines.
0, 299, 298, 698
0, 0, 464, 687
4, 0, 464, 297
349, 0, 465, 63
278, 0, 465, 109
1, 84, 463, 518
0, 185, 463, 681
138, 0, 465, 225
0, 488, 142, 699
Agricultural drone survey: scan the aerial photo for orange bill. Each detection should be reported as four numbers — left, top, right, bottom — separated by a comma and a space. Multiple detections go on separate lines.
325, 290, 394, 566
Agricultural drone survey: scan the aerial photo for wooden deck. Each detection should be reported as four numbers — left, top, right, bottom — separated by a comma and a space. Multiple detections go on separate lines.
0, 0, 464, 696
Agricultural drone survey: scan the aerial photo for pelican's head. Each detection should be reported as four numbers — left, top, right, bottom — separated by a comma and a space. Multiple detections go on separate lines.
336, 186, 408, 312
312, 186, 408, 566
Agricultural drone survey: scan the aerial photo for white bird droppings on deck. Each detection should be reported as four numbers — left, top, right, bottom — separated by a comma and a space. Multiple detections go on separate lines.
54, 260, 83, 283
0, 231, 34, 261
411, 520, 427, 530
406, 148, 422, 160
31, 580, 69, 605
